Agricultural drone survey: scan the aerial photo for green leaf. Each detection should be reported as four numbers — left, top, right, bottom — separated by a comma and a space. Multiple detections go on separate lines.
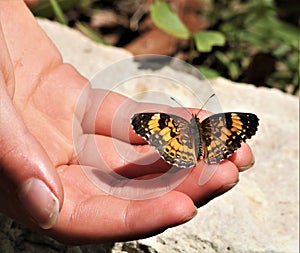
49, 0, 68, 25
193, 31, 226, 52
76, 22, 109, 45
150, 1, 190, 39
250, 17, 299, 50
31, 0, 82, 18
215, 51, 240, 80
198, 66, 220, 79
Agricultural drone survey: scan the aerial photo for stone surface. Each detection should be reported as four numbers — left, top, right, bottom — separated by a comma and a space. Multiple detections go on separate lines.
1, 18, 298, 253
38, 19, 300, 253
139, 81, 299, 253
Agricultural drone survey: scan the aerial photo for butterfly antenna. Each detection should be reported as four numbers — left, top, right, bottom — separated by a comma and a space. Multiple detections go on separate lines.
196, 93, 215, 117
170, 97, 192, 116
170, 93, 215, 117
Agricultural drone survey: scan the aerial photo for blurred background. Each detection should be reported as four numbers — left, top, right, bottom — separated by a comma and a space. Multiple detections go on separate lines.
26, 0, 299, 95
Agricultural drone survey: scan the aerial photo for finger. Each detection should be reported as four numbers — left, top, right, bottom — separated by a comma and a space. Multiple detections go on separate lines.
75, 130, 242, 184
175, 160, 239, 207
47, 165, 196, 244
81, 89, 158, 143
74, 133, 172, 178
52, 192, 196, 243
82, 89, 204, 144
76, 132, 239, 206
0, 75, 63, 231
81, 89, 138, 140
228, 142, 255, 171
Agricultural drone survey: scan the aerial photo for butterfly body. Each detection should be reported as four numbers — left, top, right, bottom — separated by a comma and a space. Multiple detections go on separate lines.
131, 112, 259, 168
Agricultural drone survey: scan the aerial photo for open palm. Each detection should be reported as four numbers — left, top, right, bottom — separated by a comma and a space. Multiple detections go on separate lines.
0, 2, 253, 244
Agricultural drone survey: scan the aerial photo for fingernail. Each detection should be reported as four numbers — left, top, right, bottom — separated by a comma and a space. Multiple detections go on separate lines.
239, 156, 255, 172
18, 178, 59, 229
182, 207, 198, 223
211, 182, 238, 198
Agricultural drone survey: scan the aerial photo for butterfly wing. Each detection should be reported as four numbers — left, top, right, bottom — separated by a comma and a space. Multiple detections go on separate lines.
200, 112, 259, 164
131, 113, 197, 168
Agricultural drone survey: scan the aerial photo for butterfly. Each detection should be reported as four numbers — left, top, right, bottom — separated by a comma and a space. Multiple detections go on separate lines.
131, 111, 259, 168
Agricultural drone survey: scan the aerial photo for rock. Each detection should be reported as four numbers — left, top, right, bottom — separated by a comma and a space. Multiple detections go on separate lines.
139, 80, 299, 253
38, 19, 300, 253
37, 19, 131, 78
1, 19, 298, 253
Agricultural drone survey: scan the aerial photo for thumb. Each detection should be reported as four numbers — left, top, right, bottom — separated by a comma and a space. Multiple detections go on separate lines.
0, 90, 63, 230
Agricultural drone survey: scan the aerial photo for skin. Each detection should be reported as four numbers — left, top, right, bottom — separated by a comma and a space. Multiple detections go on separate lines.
0, 1, 254, 244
